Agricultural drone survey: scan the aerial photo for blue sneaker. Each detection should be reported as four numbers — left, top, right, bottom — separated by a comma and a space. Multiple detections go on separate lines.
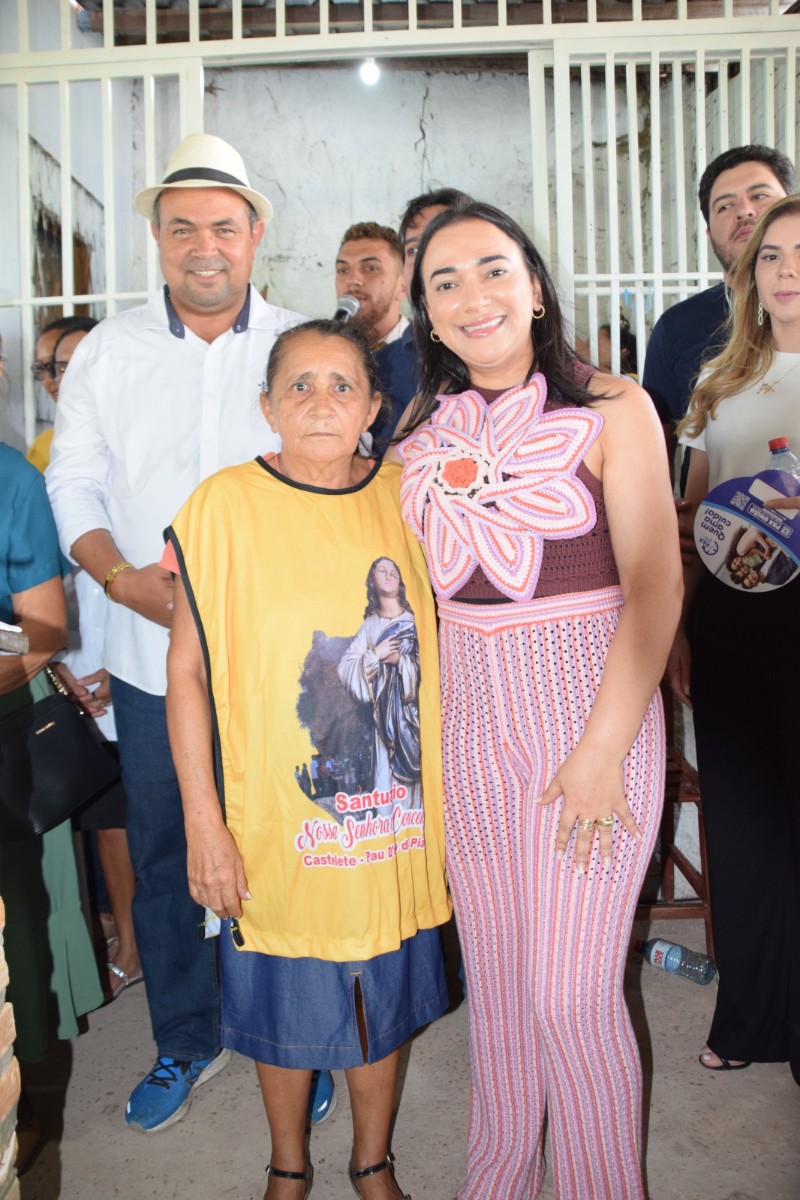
125, 1049, 231, 1132
308, 1069, 336, 1125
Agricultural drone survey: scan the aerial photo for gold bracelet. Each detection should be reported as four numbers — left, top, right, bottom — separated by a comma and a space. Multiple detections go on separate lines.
103, 561, 134, 600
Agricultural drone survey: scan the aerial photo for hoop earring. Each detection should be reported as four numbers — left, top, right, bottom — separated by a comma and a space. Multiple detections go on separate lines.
532, 305, 546, 320
757, 302, 764, 327
430, 330, 442, 343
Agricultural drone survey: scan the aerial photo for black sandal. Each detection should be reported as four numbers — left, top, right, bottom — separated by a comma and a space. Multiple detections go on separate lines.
265, 1161, 314, 1198
698, 1050, 751, 1072
348, 1153, 410, 1199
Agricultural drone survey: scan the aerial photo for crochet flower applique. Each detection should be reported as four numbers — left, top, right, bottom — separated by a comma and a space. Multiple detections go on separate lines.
397, 375, 603, 601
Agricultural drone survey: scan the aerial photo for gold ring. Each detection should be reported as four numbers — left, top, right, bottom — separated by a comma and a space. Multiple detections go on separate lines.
595, 815, 615, 828
577, 818, 595, 832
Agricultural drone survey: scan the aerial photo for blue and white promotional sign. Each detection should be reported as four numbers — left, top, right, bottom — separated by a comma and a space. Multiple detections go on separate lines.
694, 469, 800, 592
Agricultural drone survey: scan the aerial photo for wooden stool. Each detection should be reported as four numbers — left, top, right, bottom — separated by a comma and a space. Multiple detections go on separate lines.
635, 687, 715, 960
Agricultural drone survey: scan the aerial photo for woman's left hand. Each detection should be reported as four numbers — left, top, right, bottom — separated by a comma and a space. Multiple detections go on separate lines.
186, 820, 251, 920
535, 744, 641, 872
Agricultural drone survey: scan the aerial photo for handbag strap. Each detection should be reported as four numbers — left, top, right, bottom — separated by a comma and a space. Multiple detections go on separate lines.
44, 664, 89, 715
44, 664, 70, 696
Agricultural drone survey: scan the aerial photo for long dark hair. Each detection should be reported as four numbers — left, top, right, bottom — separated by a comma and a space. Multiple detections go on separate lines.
364, 558, 412, 618
407, 199, 594, 426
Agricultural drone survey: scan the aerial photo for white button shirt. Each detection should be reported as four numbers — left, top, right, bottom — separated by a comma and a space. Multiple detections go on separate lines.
46, 285, 304, 696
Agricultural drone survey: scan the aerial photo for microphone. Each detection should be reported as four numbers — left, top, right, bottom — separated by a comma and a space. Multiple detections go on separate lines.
333, 294, 360, 323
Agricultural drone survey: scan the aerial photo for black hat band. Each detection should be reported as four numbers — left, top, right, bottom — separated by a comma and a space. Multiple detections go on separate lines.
161, 167, 248, 188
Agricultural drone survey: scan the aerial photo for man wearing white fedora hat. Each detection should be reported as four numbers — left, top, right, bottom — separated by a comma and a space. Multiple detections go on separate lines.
46, 133, 328, 1133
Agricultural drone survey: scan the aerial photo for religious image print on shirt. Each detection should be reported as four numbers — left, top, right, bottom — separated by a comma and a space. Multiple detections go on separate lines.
295, 556, 422, 824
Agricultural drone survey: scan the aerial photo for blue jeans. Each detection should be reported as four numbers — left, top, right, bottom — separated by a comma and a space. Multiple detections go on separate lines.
111, 676, 220, 1061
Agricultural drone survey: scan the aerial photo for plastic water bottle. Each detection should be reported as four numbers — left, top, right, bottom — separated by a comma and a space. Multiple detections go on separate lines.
765, 436, 800, 477
635, 938, 716, 985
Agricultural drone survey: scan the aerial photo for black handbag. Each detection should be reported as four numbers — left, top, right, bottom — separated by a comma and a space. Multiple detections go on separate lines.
0, 667, 121, 842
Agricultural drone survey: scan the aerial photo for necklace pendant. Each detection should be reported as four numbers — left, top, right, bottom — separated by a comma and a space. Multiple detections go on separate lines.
757, 381, 775, 394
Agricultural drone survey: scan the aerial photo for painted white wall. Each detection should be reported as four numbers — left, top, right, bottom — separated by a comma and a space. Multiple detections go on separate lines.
129, 63, 722, 351
127, 64, 541, 320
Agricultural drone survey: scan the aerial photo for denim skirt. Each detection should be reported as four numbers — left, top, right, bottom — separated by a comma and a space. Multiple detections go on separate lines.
219, 923, 448, 1069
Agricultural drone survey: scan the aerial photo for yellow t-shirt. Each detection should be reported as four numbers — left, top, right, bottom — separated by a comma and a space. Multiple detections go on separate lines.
167, 457, 451, 962
27, 427, 54, 474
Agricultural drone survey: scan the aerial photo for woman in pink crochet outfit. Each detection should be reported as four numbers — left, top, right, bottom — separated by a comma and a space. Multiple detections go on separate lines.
397, 200, 683, 1200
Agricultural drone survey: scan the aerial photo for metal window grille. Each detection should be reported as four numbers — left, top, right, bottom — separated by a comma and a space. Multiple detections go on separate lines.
0, 0, 798, 435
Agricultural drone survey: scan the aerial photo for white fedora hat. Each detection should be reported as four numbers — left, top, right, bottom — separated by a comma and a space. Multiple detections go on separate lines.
134, 132, 273, 223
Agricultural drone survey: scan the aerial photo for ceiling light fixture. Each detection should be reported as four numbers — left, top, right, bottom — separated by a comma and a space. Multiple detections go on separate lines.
360, 58, 380, 85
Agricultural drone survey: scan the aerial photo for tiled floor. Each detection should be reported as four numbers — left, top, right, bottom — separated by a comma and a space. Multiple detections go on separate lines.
19, 917, 800, 1200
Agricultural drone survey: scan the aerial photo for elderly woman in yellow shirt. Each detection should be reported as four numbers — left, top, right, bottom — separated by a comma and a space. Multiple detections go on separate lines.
163, 319, 450, 1200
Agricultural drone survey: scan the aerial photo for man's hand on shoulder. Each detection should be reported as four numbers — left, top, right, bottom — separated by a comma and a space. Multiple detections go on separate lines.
111, 563, 175, 628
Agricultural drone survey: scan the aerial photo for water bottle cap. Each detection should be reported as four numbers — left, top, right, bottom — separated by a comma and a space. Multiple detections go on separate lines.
769, 436, 790, 451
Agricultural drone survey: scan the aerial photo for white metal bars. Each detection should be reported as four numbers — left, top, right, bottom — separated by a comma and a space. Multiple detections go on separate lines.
5, 0, 800, 66
0, 57, 201, 442
539, 37, 800, 377
3, 3, 800, 436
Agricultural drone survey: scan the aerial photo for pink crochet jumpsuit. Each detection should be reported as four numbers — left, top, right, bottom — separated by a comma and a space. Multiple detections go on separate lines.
399, 378, 663, 1200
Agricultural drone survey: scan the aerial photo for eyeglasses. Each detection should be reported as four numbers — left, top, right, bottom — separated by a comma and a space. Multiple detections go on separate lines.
31, 360, 69, 382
